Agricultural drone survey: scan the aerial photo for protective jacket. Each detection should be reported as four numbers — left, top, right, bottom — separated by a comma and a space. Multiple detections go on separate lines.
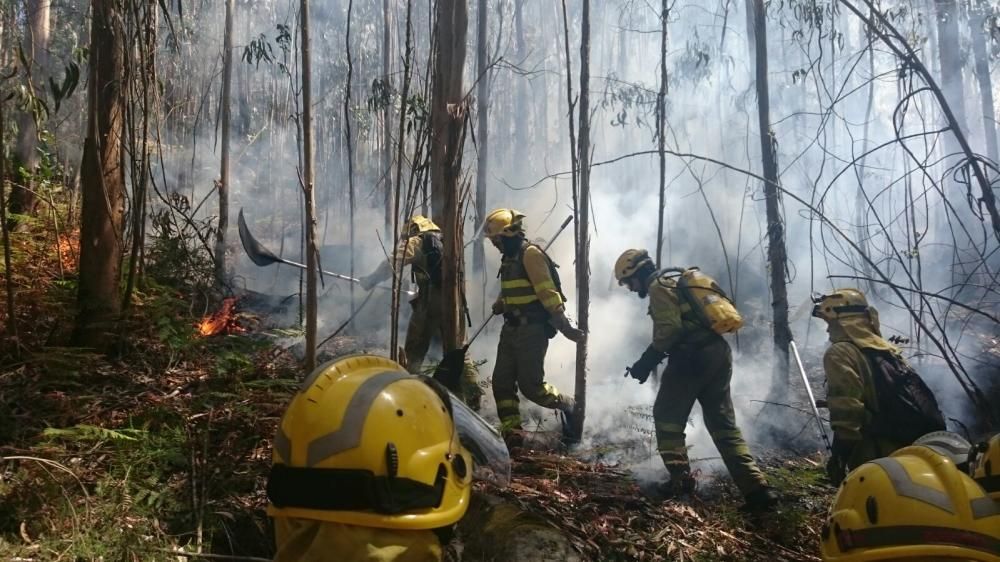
273, 519, 442, 562
366, 232, 441, 292
496, 241, 564, 323
824, 319, 909, 469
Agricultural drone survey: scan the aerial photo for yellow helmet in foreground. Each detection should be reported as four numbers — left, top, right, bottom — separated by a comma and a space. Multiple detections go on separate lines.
406, 215, 440, 236
484, 208, 526, 238
614, 249, 654, 284
811, 289, 870, 322
973, 434, 1000, 501
267, 355, 473, 530
820, 444, 1000, 561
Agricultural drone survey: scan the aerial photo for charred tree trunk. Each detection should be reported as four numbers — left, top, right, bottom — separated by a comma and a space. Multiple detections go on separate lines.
216, 0, 234, 285
74, 0, 126, 350
655, 0, 668, 265
971, 0, 998, 167
10, 0, 51, 220
573, 0, 591, 439
750, 0, 791, 395
0, 97, 17, 339
431, 0, 468, 352
473, 0, 488, 289
300, 0, 318, 371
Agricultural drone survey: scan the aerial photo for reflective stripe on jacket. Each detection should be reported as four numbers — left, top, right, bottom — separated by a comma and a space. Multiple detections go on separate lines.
499, 242, 564, 321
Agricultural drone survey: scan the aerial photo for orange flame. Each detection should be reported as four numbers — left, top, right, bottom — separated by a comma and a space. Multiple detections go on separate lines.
197, 297, 242, 336
57, 230, 80, 272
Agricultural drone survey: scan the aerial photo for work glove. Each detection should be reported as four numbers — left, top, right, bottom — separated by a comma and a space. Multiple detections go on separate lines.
826, 437, 854, 486
359, 274, 377, 291
550, 310, 585, 343
491, 300, 505, 316
625, 346, 667, 384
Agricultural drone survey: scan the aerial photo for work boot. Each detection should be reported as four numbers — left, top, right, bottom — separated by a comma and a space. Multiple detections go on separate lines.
657, 471, 697, 499
740, 486, 780, 513
557, 397, 580, 444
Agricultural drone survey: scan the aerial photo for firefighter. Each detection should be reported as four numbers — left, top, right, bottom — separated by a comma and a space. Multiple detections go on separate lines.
820, 441, 1000, 562
972, 433, 1000, 501
484, 208, 584, 439
267, 354, 509, 562
360, 216, 443, 374
614, 249, 777, 511
811, 289, 939, 485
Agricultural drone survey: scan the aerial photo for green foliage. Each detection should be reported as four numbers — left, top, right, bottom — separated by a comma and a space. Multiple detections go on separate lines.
43, 424, 145, 442
145, 195, 215, 292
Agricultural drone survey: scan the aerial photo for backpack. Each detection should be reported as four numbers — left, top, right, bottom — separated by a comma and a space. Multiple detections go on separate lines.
417, 232, 443, 286
862, 349, 946, 444
669, 267, 743, 334
532, 244, 567, 304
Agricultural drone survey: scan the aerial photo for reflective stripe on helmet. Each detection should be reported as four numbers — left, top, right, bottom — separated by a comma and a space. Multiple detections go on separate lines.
870, 457, 955, 514
836, 525, 1000, 556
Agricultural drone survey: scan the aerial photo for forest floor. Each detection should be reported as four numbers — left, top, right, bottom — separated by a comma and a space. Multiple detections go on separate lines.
2, 214, 832, 561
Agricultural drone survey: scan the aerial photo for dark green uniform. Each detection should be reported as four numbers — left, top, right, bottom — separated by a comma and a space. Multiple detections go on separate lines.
492, 241, 571, 430
645, 271, 767, 496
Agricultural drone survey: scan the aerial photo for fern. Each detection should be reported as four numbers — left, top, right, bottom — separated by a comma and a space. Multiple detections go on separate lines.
43, 424, 146, 442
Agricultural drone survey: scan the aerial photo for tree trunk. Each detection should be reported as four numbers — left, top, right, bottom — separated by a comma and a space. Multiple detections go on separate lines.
934, 0, 967, 140
0, 98, 17, 340
216, 0, 234, 285
473, 0, 488, 288
431, 0, 468, 353
344, 0, 356, 317
73, 0, 126, 350
572, 0, 591, 439
382, 0, 393, 236
10, 0, 51, 219
971, 0, 999, 167
512, 0, 527, 178
300, 0, 318, 371
750, 0, 791, 395
390, 0, 414, 361
654, 0, 668, 265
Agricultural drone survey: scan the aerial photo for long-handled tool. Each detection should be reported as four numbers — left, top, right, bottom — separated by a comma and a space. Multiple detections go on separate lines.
790, 340, 832, 453
433, 214, 574, 391
238, 209, 415, 297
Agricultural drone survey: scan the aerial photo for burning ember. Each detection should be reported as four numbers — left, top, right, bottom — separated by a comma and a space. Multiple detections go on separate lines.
57, 230, 80, 273
197, 297, 244, 336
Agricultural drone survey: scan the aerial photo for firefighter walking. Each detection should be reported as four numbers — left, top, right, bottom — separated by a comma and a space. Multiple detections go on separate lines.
485, 209, 584, 439
360, 216, 443, 374
614, 248, 777, 512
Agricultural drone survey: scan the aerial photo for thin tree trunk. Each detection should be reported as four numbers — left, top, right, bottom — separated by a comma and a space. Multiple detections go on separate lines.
573, 0, 591, 439
10, 0, 51, 219
216, 0, 234, 285
473, 0, 488, 285
655, 0, 667, 265
382, 0, 393, 236
74, 0, 126, 350
971, 0, 998, 166
431, 0, 468, 353
390, 0, 414, 361
300, 0, 318, 371
512, 0, 527, 177
0, 97, 17, 339
345, 0, 356, 317
750, 0, 791, 395
935, 0, 967, 139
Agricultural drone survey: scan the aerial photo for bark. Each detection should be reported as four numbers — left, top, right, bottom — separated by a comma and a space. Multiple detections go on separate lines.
473, 0, 488, 285
300, 0, 318, 371
1, 98, 17, 339
654, 0, 667, 265
431, 0, 468, 353
10, 0, 50, 219
750, 0, 792, 394
934, 0, 967, 140
971, 1, 999, 167
512, 0, 527, 177
73, 0, 126, 350
216, 0, 234, 285
573, 0, 591, 439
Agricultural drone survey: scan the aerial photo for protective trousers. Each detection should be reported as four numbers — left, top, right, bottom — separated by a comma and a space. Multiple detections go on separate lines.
653, 337, 767, 495
403, 286, 443, 374
491, 322, 567, 430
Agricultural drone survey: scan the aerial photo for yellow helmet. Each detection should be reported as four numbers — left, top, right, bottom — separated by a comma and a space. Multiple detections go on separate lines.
267, 355, 473, 530
820, 445, 1000, 561
484, 208, 526, 238
614, 249, 654, 284
406, 215, 440, 236
811, 289, 871, 322
973, 434, 1000, 501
